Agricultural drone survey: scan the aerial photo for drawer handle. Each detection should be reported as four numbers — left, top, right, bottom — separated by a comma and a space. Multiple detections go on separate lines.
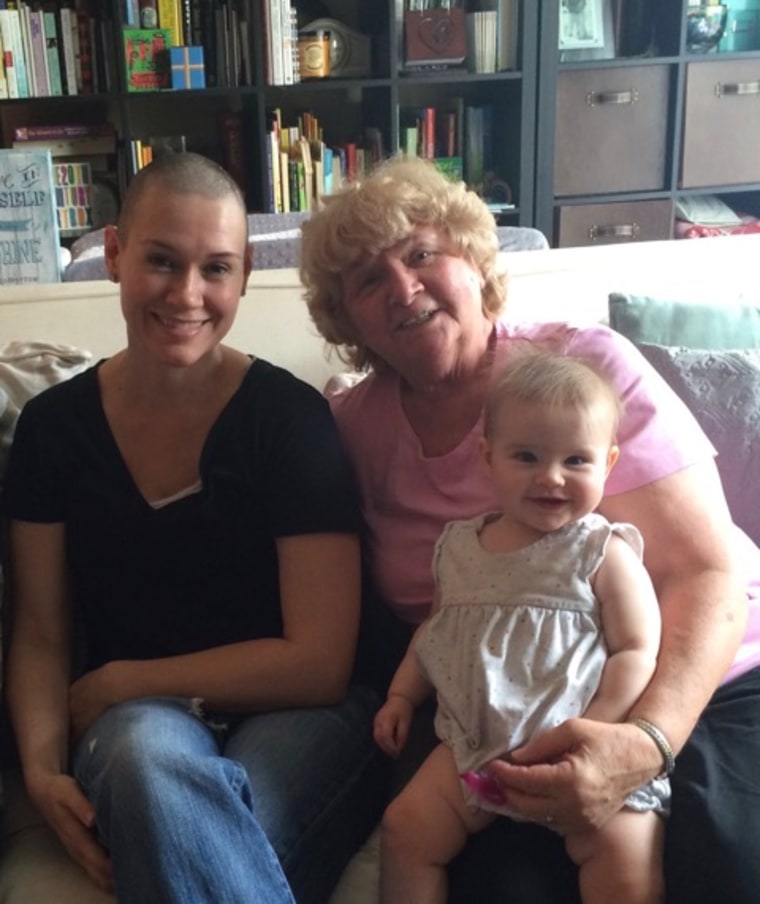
588, 223, 640, 241
586, 89, 639, 106
715, 80, 760, 97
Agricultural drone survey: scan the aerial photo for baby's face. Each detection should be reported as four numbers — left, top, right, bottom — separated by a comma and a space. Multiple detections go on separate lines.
481, 398, 619, 534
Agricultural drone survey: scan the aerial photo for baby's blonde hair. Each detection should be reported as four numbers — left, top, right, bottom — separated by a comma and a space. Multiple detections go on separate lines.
484, 350, 623, 439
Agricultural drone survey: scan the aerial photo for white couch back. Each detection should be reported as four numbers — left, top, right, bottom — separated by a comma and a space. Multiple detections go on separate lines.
2, 235, 759, 391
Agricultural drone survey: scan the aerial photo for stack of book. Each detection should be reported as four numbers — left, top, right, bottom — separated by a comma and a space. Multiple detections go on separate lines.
262, 0, 299, 86
0, 2, 117, 98
12, 122, 119, 237
263, 109, 383, 214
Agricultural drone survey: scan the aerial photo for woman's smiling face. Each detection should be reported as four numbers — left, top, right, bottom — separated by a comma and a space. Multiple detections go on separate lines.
105, 189, 251, 369
339, 225, 492, 385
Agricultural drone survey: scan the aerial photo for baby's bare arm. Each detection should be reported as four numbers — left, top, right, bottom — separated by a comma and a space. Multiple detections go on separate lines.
584, 535, 661, 724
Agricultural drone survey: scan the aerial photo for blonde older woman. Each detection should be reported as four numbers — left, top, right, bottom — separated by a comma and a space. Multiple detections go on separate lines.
300, 156, 760, 902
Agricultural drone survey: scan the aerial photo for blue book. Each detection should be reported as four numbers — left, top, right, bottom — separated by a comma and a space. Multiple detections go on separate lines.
0, 149, 61, 285
323, 146, 334, 196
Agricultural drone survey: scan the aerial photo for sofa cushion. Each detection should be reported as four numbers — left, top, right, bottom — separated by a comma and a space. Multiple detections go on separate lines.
609, 292, 760, 349
637, 343, 760, 545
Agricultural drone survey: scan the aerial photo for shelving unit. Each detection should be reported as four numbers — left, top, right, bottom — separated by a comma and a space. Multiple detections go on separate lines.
3, 1, 759, 247
0, 1, 539, 228
534, 0, 760, 246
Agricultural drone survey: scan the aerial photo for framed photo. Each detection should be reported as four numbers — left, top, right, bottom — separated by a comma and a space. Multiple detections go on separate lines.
559, 0, 605, 51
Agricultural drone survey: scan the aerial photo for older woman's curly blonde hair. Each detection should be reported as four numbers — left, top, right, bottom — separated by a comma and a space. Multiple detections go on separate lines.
300, 155, 508, 371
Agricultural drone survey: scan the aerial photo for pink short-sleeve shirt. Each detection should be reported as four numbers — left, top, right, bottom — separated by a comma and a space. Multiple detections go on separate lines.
331, 321, 760, 682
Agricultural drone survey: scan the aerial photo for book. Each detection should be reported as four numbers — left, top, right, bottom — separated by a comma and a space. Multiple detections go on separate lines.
58, 7, 78, 96
0, 27, 8, 99
219, 111, 246, 195
43, 10, 63, 96
28, 9, 50, 98
14, 123, 115, 141
0, 148, 61, 286
13, 133, 118, 158
75, 1, 93, 93
266, 0, 282, 85
157, 0, 182, 45
180, 0, 192, 48
19, 3, 36, 95
53, 159, 93, 236
123, 28, 171, 91
0, 12, 19, 99
497, 0, 519, 71
0, 8, 29, 97
198, 0, 216, 87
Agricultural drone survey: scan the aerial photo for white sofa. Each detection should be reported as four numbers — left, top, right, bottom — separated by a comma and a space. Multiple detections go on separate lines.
1, 234, 759, 903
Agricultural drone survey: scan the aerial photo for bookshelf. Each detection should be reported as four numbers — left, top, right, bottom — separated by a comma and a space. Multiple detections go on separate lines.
6, 2, 757, 247
0, 0, 538, 231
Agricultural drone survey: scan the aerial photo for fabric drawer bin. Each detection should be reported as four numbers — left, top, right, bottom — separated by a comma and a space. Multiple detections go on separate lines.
556, 200, 673, 248
554, 65, 669, 196
681, 60, 760, 188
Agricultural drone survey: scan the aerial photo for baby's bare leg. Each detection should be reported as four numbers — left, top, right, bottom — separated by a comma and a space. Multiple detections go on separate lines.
380, 743, 495, 904
564, 808, 665, 904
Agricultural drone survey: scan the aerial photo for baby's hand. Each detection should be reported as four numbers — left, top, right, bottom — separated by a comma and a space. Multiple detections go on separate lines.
373, 694, 414, 758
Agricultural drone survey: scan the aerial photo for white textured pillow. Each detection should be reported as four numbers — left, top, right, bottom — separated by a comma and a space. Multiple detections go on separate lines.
638, 343, 760, 546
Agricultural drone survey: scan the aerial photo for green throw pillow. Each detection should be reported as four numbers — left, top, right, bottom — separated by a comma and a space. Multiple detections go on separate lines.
609, 292, 760, 349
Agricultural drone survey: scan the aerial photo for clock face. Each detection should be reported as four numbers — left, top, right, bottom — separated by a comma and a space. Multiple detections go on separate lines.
329, 28, 348, 71
301, 18, 370, 77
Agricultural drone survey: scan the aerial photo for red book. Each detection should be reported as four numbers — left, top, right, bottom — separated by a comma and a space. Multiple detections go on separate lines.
423, 106, 436, 159
75, 1, 93, 93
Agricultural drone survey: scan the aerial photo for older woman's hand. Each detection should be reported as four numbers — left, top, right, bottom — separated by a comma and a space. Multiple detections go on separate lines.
484, 718, 662, 834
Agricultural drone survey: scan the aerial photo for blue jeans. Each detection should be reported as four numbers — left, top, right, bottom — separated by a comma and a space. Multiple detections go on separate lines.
73, 686, 384, 904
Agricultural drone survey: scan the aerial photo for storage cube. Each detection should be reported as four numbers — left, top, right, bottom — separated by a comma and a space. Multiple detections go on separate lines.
556, 200, 674, 247
554, 65, 670, 196
681, 60, 760, 188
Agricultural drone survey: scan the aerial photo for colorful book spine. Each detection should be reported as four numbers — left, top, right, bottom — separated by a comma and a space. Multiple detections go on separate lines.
53, 159, 93, 235
0, 11, 19, 98
157, 0, 181, 45
123, 28, 171, 91
2, 8, 28, 97
0, 27, 8, 99
0, 148, 61, 286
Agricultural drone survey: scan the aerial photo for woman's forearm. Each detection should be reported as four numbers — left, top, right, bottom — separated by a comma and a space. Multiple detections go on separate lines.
7, 634, 72, 785
628, 568, 747, 753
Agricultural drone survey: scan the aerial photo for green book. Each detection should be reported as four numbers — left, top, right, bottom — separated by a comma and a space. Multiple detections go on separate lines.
123, 28, 171, 91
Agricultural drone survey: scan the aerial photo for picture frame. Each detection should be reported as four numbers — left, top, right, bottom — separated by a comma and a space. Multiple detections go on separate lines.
559, 0, 605, 51
559, 0, 616, 62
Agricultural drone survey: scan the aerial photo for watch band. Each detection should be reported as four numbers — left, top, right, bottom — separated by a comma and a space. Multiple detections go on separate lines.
631, 718, 676, 778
